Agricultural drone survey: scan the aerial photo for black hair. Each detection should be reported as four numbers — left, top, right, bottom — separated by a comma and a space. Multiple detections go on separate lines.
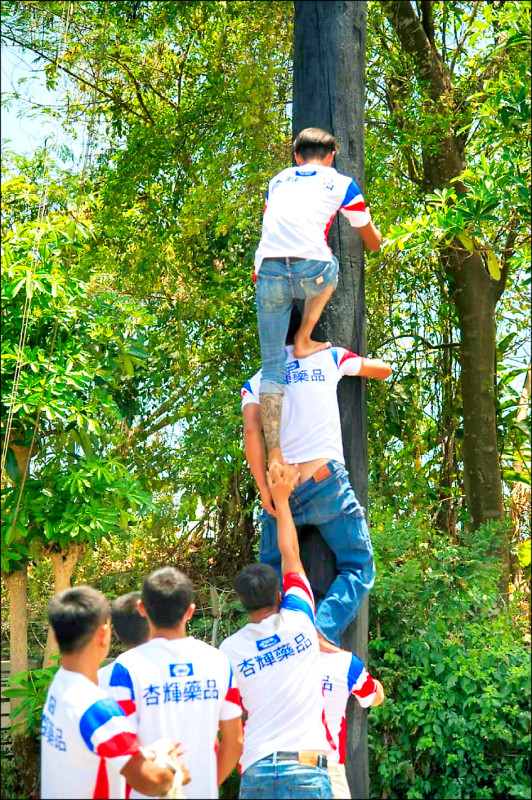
293, 127, 340, 162
234, 563, 280, 612
286, 304, 303, 345
111, 591, 149, 647
48, 586, 109, 654
141, 567, 193, 628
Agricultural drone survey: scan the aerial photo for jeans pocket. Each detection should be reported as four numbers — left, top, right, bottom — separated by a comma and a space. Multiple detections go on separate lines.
299, 259, 338, 299
256, 273, 286, 311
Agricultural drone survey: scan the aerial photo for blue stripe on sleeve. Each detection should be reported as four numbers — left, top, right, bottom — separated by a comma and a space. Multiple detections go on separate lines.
109, 662, 135, 699
330, 347, 339, 368
347, 653, 365, 692
79, 698, 126, 752
281, 594, 315, 626
242, 380, 253, 396
340, 179, 362, 208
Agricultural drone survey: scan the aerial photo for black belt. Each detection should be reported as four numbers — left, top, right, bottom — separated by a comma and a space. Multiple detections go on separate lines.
262, 256, 308, 263
274, 751, 328, 768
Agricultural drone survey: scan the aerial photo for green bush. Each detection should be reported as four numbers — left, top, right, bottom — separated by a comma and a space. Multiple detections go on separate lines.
368, 510, 531, 800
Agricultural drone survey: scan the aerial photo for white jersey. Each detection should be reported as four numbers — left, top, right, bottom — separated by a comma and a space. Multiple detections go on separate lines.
98, 660, 115, 692
241, 345, 362, 464
41, 668, 140, 800
254, 164, 369, 273
321, 651, 377, 765
107, 636, 242, 800
220, 572, 330, 775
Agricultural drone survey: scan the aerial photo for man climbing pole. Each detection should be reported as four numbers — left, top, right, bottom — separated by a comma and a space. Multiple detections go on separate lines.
254, 127, 381, 476
242, 306, 391, 647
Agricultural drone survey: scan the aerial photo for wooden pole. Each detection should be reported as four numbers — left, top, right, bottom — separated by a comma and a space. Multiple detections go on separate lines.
293, 2, 369, 796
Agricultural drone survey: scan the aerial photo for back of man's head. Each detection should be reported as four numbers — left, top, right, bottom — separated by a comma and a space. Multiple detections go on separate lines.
142, 567, 193, 628
48, 586, 109, 654
111, 591, 149, 648
235, 564, 280, 612
293, 127, 339, 163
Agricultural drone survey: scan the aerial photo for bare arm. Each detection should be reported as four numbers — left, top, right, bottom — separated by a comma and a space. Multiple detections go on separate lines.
357, 215, 382, 251
243, 403, 276, 516
267, 465, 303, 577
371, 679, 385, 707
358, 358, 392, 380
217, 717, 244, 786
121, 753, 175, 797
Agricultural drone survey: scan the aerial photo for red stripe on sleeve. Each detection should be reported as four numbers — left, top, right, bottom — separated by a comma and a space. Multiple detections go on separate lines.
96, 731, 141, 759
283, 572, 313, 601
354, 676, 377, 699
93, 757, 109, 800
322, 709, 336, 750
225, 686, 243, 709
343, 201, 366, 212
117, 699, 136, 716
338, 350, 359, 368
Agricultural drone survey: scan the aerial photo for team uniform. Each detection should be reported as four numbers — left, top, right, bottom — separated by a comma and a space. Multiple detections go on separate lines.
321, 651, 378, 799
107, 637, 242, 800
254, 164, 370, 276
241, 346, 375, 647
98, 660, 115, 693
241, 345, 362, 465
220, 572, 331, 781
41, 668, 140, 800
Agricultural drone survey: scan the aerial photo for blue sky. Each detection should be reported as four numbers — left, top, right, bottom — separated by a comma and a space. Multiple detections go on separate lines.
1, 43, 85, 163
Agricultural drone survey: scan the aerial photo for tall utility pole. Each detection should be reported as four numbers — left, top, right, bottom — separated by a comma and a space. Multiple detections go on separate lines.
292, 2, 369, 797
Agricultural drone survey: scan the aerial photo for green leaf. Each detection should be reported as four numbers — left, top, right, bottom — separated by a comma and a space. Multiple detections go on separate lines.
486, 251, 501, 280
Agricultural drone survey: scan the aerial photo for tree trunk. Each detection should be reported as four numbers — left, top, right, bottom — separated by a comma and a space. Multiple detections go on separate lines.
451, 250, 505, 525
5, 568, 29, 715
42, 545, 81, 667
381, 0, 507, 532
293, 2, 369, 796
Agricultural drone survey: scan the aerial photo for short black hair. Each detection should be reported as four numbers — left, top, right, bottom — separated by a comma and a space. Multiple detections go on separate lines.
293, 127, 339, 162
142, 567, 193, 628
111, 591, 149, 647
234, 564, 280, 612
286, 304, 303, 345
48, 586, 109, 654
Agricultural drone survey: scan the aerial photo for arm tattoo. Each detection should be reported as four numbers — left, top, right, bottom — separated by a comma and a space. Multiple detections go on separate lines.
259, 392, 283, 455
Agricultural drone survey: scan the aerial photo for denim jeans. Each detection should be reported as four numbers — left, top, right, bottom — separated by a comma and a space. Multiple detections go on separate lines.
240, 755, 333, 799
259, 460, 375, 646
256, 257, 339, 394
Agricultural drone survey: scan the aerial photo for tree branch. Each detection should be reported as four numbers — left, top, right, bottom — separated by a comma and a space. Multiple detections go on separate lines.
380, 0, 452, 101
421, 0, 435, 46
494, 220, 520, 304
449, 1, 482, 75
1, 31, 147, 122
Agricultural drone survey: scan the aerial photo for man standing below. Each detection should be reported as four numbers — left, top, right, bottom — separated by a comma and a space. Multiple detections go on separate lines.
241, 306, 392, 647
220, 465, 333, 799
107, 567, 243, 799
41, 586, 189, 800
98, 591, 149, 692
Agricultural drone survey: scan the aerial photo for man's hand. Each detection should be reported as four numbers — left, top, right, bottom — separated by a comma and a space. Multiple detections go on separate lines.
371, 679, 385, 707
260, 487, 277, 517
267, 463, 300, 506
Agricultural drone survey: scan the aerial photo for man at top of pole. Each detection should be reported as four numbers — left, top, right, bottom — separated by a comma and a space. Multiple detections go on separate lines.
254, 127, 381, 475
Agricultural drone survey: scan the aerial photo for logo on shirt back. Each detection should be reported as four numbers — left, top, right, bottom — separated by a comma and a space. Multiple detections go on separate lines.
169, 663, 194, 677
256, 634, 281, 651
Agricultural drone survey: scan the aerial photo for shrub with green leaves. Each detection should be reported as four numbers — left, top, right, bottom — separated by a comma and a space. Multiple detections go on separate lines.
368, 509, 531, 800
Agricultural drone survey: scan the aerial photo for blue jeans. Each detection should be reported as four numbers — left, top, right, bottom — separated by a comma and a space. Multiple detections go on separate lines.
239, 755, 333, 799
259, 460, 375, 646
256, 257, 339, 394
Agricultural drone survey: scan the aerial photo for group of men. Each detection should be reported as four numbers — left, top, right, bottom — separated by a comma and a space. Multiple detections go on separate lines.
41, 127, 391, 799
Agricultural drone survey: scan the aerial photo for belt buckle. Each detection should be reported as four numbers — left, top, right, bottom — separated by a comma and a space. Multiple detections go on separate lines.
312, 464, 331, 483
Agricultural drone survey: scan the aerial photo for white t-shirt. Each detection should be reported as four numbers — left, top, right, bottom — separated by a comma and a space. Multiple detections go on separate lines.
41, 668, 140, 800
107, 636, 242, 800
254, 164, 370, 273
241, 345, 362, 464
321, 651, 377, 765
98, 660, 115, 692
219, 571, 330, 775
